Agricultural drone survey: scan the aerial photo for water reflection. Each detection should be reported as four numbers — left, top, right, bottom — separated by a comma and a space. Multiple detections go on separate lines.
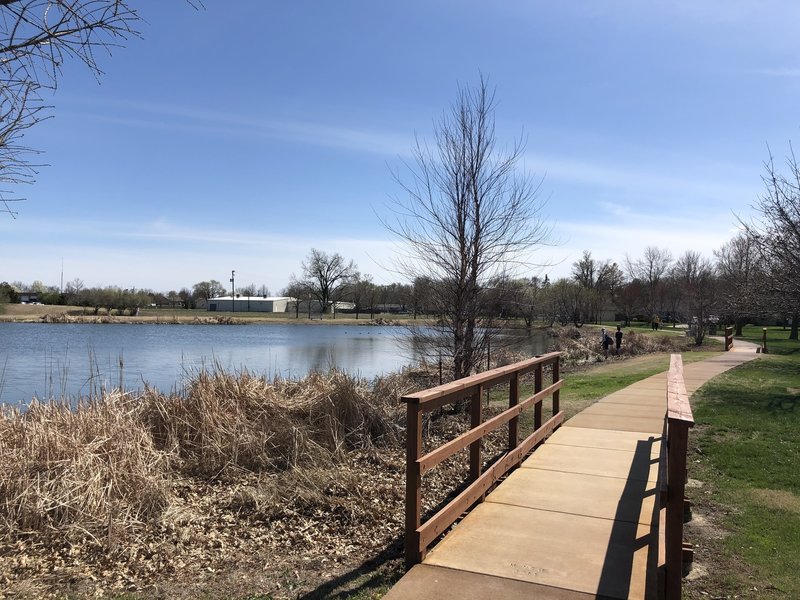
0, 322, 551, 405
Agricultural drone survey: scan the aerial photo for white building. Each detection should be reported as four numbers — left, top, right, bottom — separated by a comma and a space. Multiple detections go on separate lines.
207, 296, 292, 313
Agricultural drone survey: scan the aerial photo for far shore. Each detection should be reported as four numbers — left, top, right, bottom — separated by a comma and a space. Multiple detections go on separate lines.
0, 303, 420, 325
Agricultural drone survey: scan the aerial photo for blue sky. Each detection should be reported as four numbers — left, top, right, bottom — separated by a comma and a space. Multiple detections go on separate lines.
2, 1, 799, 293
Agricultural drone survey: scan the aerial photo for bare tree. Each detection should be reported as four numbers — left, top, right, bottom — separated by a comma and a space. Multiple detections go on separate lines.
742, 145, 800, 339
283, 279, 313, 319
296, 248, 357, 314
349, 273, 374, 320
625, 246, 673, 320
571, 250, 619, 324
0, 1, 145, 215
1, 1, 201, 216
673, 251, 718, 345
615, 278, 643, 327
386, 78, 551, 379
714, 233, 762, 335
237, 283, 257, 297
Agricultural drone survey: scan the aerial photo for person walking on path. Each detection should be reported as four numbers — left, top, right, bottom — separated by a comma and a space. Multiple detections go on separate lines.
614, 325, 623, 355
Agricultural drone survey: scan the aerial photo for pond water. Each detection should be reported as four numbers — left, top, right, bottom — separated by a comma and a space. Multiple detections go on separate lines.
0, 322, 551, 405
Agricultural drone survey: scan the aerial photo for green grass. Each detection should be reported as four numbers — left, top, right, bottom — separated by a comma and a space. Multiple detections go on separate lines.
688, 353, 800, 598
737, 324, 800, 355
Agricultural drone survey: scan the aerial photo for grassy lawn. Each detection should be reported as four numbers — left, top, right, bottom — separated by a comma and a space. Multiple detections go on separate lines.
685, 330, 800, 598
737, 323, 800, 354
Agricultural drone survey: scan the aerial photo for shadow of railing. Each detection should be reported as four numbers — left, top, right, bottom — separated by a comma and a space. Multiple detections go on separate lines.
297, 539, 404, 600
595, 436, 662, 599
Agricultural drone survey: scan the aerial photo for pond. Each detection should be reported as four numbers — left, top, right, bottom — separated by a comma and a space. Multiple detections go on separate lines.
0, 322, 551, 405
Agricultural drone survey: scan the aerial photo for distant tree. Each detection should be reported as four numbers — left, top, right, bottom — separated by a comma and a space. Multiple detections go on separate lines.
498, 276, 544, 327
256, 284, 271, 297
386, 78, 551, 379
661, 272, 683, 328
192, 280, 225, 302
410, 276, 434, 318
178, 287, 193, 309
297, 248, 357, 314
625, 246, 672, 319
349, 274, 375, 320
714, 233, 761, 335
0, 281, 20, 303
549, 278, 584, 327
571, 250, 618, 324
742, 145, 800, 339
237, 283, 257, 297
166, 290, 180, 309
64, 277, 85, 298
283, 279, 314, 319
673, 251, 718, 345
613, 279, 641, 326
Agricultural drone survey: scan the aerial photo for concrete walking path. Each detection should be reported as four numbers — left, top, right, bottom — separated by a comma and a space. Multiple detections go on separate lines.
385, 344, 759, 600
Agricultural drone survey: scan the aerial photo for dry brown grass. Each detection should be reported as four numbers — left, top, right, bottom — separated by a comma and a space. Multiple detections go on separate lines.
138, 367, 405, 479
0, 394, 170, 542
0, 365, 418, 597
551, 325, 691, 365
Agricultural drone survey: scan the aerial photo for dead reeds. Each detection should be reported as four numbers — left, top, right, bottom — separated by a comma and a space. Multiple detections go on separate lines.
0, 393, 169, 543
0, 364, 412, 551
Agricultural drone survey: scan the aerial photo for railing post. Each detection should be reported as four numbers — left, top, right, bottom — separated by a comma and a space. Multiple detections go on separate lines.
405, 401, 423, 569
508, 373, 519, 452
534, 364, 543, 431
552, 357, 560, 415
470, 388, 483, 482
665, 419, 689, 600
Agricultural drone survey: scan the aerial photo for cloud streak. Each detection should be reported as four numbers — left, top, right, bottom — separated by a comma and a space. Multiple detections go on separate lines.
60, 98, 413, 157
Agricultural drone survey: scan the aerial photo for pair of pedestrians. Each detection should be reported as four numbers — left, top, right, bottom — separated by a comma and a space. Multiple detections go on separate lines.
600, 326, 623, 358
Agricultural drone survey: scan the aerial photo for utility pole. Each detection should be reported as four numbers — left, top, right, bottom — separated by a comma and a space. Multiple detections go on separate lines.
230, 270, 236, 313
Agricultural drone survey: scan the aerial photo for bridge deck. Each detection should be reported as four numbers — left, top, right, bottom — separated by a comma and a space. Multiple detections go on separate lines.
385, 347, 758, 599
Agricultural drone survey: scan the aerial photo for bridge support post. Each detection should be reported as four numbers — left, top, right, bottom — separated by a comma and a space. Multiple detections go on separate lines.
405, 401, 423, 568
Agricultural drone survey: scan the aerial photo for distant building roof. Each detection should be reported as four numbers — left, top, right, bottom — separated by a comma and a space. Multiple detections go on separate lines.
210, 296, 292, 301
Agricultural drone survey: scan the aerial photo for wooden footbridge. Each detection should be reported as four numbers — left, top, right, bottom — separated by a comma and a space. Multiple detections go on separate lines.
385, 331, 758, 600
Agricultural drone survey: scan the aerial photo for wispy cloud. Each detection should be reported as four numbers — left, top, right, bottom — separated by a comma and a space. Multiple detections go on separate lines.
60, 97, 413, 157
751, 67, 800, 78
526, 151, 758, 206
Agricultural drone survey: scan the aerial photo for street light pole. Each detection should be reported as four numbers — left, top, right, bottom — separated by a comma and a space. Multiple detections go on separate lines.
230, 270, 235, 314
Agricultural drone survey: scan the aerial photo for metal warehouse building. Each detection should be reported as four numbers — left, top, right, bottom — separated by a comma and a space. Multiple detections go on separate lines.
208, 296, 292, 313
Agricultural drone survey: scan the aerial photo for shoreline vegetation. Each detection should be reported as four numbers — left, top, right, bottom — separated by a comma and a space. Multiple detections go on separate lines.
0, 319, 716, 599
0, 304, 413, 325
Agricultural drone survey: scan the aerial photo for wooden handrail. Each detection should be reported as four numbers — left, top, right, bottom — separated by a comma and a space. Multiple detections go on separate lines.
402, 352, 563, 568
663, 354, 694, 600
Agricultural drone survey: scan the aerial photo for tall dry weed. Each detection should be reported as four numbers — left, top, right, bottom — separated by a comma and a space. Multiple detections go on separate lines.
0, 393, 169, 541
139, 367, 405, 479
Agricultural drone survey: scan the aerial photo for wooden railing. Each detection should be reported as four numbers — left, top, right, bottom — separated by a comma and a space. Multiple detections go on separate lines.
662, 354, 695, 600
402, 352, 563, 568
724, 326, 734, 351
